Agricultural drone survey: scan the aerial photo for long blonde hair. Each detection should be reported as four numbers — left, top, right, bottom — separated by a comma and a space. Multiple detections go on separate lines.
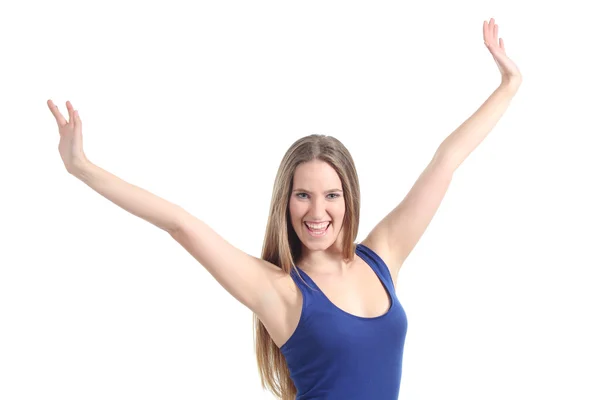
253, 134, 361, 399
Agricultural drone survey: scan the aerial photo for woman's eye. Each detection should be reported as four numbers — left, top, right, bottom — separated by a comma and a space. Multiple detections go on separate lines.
296, 193, 340, 199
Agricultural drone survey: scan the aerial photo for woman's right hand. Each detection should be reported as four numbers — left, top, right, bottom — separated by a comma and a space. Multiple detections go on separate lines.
47, 99, 89, 174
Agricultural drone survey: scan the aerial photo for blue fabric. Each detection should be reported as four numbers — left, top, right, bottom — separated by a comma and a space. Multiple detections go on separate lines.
280, 243, 408, 399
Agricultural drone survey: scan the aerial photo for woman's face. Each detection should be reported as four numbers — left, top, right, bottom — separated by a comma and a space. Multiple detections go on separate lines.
288, 159, 346, 252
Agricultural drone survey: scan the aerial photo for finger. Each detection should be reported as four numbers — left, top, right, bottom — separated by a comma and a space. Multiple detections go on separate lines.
483, 20, 490, 46
483, 20, 487, 44
47, 99, 67, 126
74, 110, 81, 131
499, 37, 505, 51
484, 19, 494, 46
66, 101, 74, 125
494, 23, 499, 44
488, 18, 495, 42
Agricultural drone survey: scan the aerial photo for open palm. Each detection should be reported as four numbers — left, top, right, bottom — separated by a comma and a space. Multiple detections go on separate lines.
47, 99, 88, 173
483, 18, 522, 87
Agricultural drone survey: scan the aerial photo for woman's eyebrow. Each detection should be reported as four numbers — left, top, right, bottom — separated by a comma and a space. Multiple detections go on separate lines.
292, 188, 343, 194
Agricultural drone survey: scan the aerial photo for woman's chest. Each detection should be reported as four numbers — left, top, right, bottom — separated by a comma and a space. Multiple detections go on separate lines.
306, 257, 393, 318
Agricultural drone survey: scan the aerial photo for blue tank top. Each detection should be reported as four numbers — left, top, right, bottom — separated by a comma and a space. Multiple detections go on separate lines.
279, 243, 408, 400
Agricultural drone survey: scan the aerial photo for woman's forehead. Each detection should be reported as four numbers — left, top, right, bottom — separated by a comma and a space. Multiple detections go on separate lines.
293, 160, 340, 185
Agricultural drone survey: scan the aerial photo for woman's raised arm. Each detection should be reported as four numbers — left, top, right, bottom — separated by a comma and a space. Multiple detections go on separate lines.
71, 161, 186, 233
48, 100, 290, 317
48, 99, 186, 233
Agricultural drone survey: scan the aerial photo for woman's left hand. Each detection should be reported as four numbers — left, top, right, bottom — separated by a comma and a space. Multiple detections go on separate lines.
484, 18, 522, 89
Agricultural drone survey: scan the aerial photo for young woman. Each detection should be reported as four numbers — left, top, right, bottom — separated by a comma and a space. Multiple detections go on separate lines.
47, 17, 521, 400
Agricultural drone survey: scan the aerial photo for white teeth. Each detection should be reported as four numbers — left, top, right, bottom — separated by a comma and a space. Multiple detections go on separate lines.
305, 222, 328, 237
306, 222, 329, 230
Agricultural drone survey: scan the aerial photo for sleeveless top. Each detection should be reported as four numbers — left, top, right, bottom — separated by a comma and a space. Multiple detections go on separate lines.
279, 243, 408, 400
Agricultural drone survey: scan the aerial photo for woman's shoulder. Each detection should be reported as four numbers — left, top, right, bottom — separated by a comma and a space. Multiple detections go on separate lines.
257, 264, 303, 348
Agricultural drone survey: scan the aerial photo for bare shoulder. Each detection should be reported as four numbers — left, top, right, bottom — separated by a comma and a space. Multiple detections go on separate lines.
259, 260, 299, 312
170, 213, 300, 346
359, 236, 402, 286
256, 260, 303, 348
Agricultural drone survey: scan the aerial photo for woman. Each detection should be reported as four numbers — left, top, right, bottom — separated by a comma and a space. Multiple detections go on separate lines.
47, 17, 521, 400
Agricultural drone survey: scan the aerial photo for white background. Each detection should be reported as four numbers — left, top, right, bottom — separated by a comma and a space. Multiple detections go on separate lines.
2, 0, 599, 399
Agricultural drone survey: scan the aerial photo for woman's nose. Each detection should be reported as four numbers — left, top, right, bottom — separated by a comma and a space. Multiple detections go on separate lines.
309, 197, 327, 216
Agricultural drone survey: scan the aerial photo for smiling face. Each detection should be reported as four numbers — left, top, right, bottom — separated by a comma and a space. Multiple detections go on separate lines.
289, 159, 346, 254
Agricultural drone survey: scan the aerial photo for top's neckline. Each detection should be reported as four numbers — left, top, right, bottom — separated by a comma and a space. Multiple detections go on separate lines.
293, 244, 395, 321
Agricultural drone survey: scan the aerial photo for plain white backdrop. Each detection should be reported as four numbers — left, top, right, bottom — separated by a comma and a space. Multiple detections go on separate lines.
2, 0, 599, 399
